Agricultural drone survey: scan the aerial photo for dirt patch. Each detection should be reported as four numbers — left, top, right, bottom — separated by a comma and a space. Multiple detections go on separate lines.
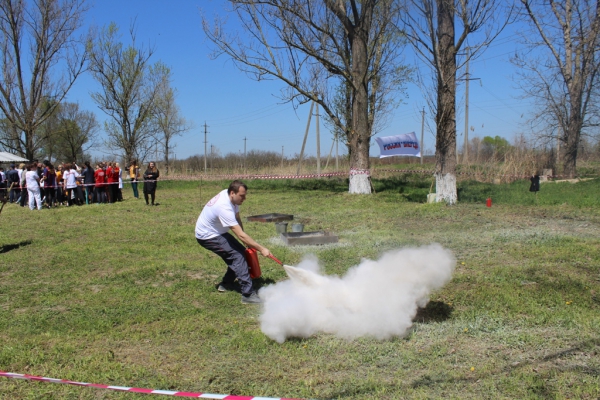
187, 271, 207, 280
89, 285, 103, 293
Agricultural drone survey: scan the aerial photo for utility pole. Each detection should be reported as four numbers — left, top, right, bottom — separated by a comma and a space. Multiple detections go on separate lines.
316, 103, 321, 176
463, 48, 470, 164
281, 146, 284, 170
210, 144, 214, 171
243, 137, 247, 175
335, 132, 339, 171
203, 122, 208, 173
296, 101, 314, 175
324, 133, 335, 171
420, 107, 425, 165
556, 127, 561, 166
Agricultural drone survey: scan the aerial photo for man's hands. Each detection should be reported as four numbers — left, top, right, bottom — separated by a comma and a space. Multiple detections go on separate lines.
231, 224, 270, 258
259, 247, 271, 257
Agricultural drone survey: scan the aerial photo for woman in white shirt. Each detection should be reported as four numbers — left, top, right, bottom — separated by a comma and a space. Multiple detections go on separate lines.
63, 163, 80, 206
25, 163, 42, 210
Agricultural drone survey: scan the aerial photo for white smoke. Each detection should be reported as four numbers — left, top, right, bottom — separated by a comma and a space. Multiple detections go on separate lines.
259, 244, 455, 343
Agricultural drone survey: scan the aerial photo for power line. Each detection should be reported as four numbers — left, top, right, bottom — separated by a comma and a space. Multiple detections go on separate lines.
478, 84, 526, 116
207, 103, 281, 123
209, 105, 293, 127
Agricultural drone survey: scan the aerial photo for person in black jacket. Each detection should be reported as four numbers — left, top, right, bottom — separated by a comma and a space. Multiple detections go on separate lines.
6, 164, 20, 203
143, 161, 160, 206
529, 174, 540, 193
80, 161, 96, 204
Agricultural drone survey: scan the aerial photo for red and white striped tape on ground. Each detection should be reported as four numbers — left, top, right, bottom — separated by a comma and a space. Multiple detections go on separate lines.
0, 371, 303, 399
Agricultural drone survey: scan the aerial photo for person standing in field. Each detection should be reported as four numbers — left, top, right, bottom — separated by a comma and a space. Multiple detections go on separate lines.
142, 161, 159, 206
81, 161, 95, 204
129, 160, 140, 199
0, 167, 6, 201
6, 164, 20, 203
115, 162, 123, 201
105, 162, 115, 203
25, 163, 42, 210
195, 180, 270, 305
63, 163, 80, 206
55, 164, 64, 205
94, 163, 107, 204
19, 163, 28, 207
42, 164, 57, 208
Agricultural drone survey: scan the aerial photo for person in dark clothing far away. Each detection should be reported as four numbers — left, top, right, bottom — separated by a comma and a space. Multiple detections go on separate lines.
142, 161, 160, 205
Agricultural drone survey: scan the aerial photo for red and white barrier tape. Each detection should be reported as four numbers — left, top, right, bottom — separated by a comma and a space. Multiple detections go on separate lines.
1, 169, 591, 190
376, 169, 433, 174
349, 168, 370, 176
165, 172, 348, 180
0, 371, 302, 399
374, 168, 589, 179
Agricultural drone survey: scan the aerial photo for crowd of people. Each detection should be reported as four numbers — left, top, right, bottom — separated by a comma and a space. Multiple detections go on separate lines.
0, 160, 160, 210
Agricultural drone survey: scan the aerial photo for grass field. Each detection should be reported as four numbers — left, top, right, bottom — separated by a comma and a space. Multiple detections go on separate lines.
1, 176, 599, 399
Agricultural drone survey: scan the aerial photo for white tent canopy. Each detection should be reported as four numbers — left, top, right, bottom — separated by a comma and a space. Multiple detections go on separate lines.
0, 151, 29, 163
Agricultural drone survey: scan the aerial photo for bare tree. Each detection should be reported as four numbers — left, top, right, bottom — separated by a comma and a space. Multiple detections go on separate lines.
87, 23, 168, 163
37, 101, 96, 162
152, 79, 191, 175
402, 0, 511, 203
53, 102, 98, 162
202, 0, 409, 194
0, 0, 88, 160
0, 117, 21, 152
512, 0, 600, 178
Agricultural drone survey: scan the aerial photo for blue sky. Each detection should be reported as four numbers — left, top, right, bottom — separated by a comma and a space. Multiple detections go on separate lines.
67, 0, 532, 160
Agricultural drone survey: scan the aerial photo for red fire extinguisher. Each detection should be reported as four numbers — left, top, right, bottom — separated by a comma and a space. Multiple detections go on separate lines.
245, 248, 262, 279
486, 197, 492, 207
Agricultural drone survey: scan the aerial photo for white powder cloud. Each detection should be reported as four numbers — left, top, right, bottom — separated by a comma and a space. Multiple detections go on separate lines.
259, 244, 455, 343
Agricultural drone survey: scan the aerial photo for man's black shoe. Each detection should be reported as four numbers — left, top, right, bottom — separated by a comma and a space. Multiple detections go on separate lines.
217, 281, 239, 293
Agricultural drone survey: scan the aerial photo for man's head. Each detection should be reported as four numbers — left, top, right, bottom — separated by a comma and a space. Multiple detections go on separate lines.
228, 180, 248, 205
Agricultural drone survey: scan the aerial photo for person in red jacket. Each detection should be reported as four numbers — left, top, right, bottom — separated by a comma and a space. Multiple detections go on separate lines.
94, 163, 107, 204
105, 162, 114, 203
112, 162, 121, 202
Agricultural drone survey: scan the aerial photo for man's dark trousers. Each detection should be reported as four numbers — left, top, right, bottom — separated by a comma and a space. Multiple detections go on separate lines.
197, 232, 253, 295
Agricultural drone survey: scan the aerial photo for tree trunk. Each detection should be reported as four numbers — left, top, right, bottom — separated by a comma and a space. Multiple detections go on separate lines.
563, 110, 582, 178
165, 137, 170, 175
435, 0, 458, 204
348, 25, 372, 194
25, 129, 35, 161
348, 129, 371, 194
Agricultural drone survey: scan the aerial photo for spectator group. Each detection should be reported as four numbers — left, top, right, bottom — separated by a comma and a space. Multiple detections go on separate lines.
0, 160, 160, 210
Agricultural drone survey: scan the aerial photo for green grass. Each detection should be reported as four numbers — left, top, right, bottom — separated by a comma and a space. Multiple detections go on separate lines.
1, 178, 599, 399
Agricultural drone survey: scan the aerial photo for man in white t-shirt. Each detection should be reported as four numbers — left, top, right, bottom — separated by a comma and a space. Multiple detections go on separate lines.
195, 180, 270, 304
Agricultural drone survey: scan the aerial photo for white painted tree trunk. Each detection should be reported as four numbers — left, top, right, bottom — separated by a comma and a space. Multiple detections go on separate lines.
435, 172, 457, 204
349, 169, 372, 194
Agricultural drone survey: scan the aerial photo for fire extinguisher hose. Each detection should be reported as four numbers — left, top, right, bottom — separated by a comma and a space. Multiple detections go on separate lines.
267, 254, 283, 265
